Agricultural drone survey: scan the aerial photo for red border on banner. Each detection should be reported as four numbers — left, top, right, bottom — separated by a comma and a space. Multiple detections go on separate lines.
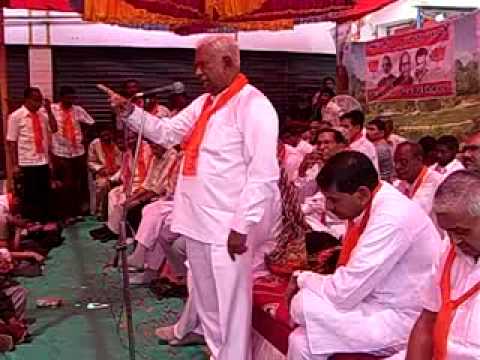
366, 23, 450, 57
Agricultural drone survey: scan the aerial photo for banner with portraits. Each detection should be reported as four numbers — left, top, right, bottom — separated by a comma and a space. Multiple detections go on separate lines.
365, 23, 455, 102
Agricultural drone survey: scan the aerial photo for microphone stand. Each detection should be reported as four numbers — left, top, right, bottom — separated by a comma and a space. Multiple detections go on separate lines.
113, 97, 148, 360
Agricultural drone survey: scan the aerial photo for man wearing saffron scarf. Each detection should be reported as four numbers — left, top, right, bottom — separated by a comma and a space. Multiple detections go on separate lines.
287, 151, 440, 360
90, 136, 152, 242
6, 87, 58, 223
339, 110, 379, 170
87, 129, 122, 220
51, 86, 95, 223
110, 35, 279, 359
394, 142, 443, 216
396, 171, 480, 360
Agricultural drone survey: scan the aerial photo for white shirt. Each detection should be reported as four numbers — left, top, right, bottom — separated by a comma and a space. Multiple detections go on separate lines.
87, 138, 122, 174
51, 103, 95, 158
294, 182, 441, 354
350, 134, 379, 170
422, 247, 480, 360
284, 142, 312, 182
125, 84, 280, 245
394, 168, 443, 215
6, 105, 50, 166
431, 158, 465, 179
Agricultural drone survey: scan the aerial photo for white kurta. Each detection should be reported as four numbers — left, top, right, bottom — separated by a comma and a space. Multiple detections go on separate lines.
430, 158, 465, 179
125, 83, 279, 360
393, 168, 443, 216
422, 246, 480, 360
135, 199, 180, 271
288, 182, 441, 358
350, 135, 379, 170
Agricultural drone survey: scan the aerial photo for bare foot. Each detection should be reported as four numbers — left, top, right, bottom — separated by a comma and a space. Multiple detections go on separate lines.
155, 325, 175, 342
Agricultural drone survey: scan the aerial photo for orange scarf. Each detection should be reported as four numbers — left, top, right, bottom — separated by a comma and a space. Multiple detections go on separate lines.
101, 142, 117, 174
433, 246, 480, 360
336, 183, 382, 268
62, 105, 77, 146
30, 111, 45, 154
182, 73, 249, 176
122, 145, 149, 186
409, 166, 428, 198
137, 144, 148, 181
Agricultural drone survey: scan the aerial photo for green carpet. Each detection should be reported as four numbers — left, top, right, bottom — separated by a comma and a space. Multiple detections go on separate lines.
1, 219, 207, 360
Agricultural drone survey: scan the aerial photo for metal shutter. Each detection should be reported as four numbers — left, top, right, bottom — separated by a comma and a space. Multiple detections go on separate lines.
0, 45, 29, 178
52, 46, 335, 125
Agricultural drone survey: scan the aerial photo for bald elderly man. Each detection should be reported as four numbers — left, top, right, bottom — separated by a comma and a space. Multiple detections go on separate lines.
390, 170, 480, 360
110, 36, 280, 360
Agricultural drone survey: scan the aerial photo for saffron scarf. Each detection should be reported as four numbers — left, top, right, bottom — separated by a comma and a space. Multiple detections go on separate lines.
409, 166, 428, 198
61, 106, 77, 145
101, 142, 117, 174
336, 183, 382, 268
30, 111, 45, 154
433, 246, 480, 360
182, 73, 249, 176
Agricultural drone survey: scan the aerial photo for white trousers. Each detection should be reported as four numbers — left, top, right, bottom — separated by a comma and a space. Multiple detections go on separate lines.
288, 327, 328, 360
136, 200, 181, 271
186, 237, 253, 360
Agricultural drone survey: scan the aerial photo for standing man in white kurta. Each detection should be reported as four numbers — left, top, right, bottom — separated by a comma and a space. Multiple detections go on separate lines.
110, 36, 280, 360
400, 171, 480, 360
287, 151, 440, 360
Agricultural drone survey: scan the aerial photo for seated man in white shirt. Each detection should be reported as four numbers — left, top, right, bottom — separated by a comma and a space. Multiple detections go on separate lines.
295, 128, 348, 201
400, 170, 480, 360
287, 151, 441, 360
339, 110, 379, 170
393, 141, 443, 216
431, 135, 464, 178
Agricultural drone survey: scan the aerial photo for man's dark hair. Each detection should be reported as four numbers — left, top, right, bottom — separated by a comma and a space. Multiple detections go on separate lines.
323, 76, 336, 85
23, 86, 41, 99
419, 136, 437, 154
416, 47, 428, 58
340, 110, 365, 128
316, 128, 348, 145
396, 141, 424, 159
317, 151, 379, 194
59, 85, 75, 97
437, 135, 460, 153
319, 87, 336, 98
368, 118, 387, 132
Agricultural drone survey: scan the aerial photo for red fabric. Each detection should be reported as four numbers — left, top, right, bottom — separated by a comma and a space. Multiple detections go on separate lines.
61, 106, 77, 146
6, 0, 81, 12
335, 0, 397, 23
101, 142, 117, 174
433, 246, 480, 360
181, 73, 248, 177
252, 275, 292, 355
30, 111, 45, 154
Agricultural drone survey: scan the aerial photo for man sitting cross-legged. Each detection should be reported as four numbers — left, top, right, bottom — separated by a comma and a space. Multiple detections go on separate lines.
287, 151, 442, 360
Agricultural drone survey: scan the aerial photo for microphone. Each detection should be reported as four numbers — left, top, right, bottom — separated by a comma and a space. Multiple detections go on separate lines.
135, 82, 185, 98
